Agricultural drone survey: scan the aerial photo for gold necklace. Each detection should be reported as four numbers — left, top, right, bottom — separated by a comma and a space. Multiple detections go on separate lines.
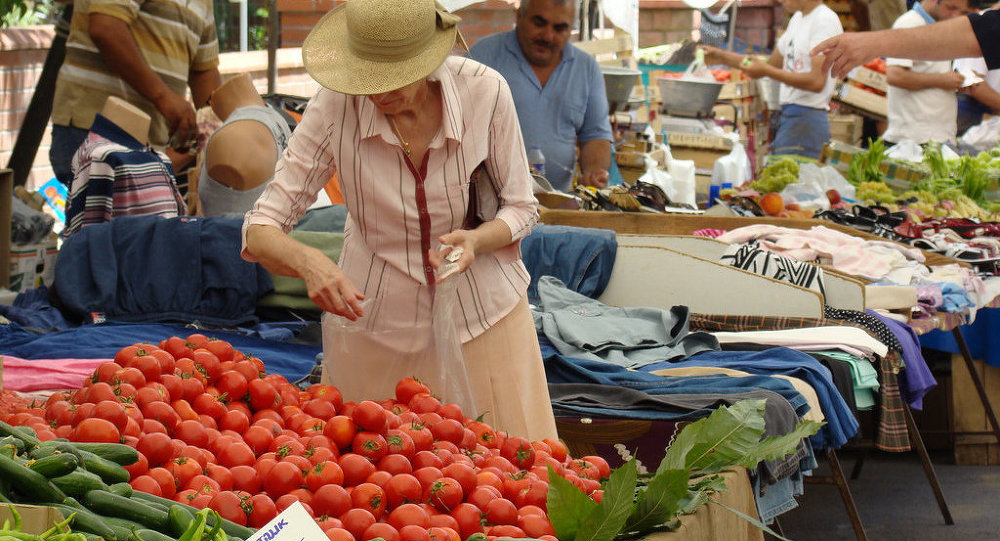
387, 115, 411, 157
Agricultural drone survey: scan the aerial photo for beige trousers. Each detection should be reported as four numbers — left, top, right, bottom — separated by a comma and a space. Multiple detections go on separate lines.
461, 296, 559, 442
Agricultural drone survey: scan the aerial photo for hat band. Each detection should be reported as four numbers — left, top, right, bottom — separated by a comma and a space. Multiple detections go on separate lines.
348, 31, 434, 62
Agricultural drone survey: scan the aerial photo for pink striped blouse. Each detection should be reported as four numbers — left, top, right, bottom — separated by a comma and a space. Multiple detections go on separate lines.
242, 56, 539, 343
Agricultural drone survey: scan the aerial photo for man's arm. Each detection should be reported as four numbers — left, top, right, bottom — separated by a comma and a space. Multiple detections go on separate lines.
886, 65, 964, 91
189, 68, 221, 109
813, 16, 982, 79
966, 81, 1000, 111
88, 13, 196, 142
578, 139, 611, 188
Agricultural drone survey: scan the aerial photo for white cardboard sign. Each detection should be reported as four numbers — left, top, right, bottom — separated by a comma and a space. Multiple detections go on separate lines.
246, 502, 327, 541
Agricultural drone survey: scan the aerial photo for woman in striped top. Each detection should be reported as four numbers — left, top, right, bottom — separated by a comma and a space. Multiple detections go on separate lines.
242, 0, 558, 441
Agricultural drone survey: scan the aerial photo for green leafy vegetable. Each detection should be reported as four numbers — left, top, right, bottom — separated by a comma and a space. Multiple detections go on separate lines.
576, 460, 638, 541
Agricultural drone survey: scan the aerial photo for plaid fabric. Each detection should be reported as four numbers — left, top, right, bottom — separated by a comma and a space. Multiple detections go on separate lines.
690, 313, 910, 452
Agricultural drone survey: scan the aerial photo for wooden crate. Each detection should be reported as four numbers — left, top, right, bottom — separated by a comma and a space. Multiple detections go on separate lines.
951, 355, 1000, 464
834, 82, 887, 117
828, 113, 863, 145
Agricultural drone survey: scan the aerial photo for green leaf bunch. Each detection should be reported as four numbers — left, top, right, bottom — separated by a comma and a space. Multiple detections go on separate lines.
546, 399, 823, 541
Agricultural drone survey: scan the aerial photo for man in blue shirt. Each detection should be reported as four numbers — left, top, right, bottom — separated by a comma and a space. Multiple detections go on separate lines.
468, 0, 614, 193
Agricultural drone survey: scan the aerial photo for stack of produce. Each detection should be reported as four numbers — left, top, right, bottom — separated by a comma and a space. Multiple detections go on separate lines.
2, 334, 612, 541
0, 420, 253, 541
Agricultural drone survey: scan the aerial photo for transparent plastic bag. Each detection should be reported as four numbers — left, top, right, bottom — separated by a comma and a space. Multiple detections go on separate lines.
11, 196, 55, 245
320, 277, 476, 414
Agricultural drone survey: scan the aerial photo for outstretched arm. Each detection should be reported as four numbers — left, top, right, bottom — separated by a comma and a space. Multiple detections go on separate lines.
812, 16, 982, 79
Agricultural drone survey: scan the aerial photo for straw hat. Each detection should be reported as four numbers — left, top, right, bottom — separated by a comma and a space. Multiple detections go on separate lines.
302, 0, 468, 95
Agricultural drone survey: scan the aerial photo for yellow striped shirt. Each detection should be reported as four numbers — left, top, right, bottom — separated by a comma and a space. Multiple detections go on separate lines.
52, 0, 219, 147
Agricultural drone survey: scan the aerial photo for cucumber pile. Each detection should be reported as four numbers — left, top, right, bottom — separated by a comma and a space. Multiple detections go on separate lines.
0, 421, 255, 541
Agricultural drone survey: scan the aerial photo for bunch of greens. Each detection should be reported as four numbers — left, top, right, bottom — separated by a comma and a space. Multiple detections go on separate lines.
750, 159, 800, 193
845, 138, 886, 187
914, 142, 994, 206
546, 399, 822, 541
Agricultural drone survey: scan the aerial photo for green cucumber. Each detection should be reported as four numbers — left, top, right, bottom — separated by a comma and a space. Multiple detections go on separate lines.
51, 469, 111, 497
30, 454, 81, 478
136, 529, 178, 541
167, 506, 195, 538
0, 453, 67, 503
130, 492, 256, 538
50, 503, 118, 541
108, 482, 133, 498
100, 517, 143, 541
0, 421, 40, 450
77, 450, 131, 485
69, 443, 139, 466
133, 496, 170, 513
83, 490, 170, 532
29, 445, 60, 459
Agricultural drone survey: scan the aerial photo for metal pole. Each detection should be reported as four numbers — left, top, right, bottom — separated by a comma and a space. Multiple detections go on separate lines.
240, 0, 248, 52
6, 3, 73, 187
267, 0, 278, 94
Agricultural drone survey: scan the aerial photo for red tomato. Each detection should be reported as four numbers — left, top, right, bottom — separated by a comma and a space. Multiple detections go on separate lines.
248, 493, 278, 528
263, 461, 304, 499
142, 401, 180, 431
395, 378, 431, 405
303, 399, 337, 421
581, 455, 611, 480
362, 522, 399, 541
408, 395, 441, 414
325, 528, 354, 541
518, 513, 555, 537
230, 464, 261, 494
204, 339, 235, 364
500, 437, 535, 471
486, 525, 525, 538
339, 453, 376, 487
306, 460, 345, 492
174, 419, 209, 448
376, 454, 413, 476
216, 371, 249, 403
192, 349, 222, 381
312, 483, 352, 518
116, 367, 146, 389
424, 478, 463, 513
352, 432, 387, 462
449, 503, 485, 541
384, 473, 423, 509
249, 379, 280, 411
350, 482, 386, 518
85, 382, 117, 403
135, 355, 162, 383
397, 525, 429, 541
351, 401, 388, 434
205, 464, 234, 492
466, 485, 501, 512
217, 442, 256, 469
168, 456, 202, 488
129, 475, 162, 496
192, 393, 228, 420
147, 467, 177, 498
339, 508, 376, 541
159, 374, 184, 404
73, 418, 121, 443
387, 503, 430, 530
514, 480, 549, 510
147, 348, 176, 375
567, 458, 601, 480
209, 491, 248, 526
219, 410, 250, 434
483, 498, 517, 526
324, 416, 357, 450
401, 424, 433, 453
160, 336, 194, 360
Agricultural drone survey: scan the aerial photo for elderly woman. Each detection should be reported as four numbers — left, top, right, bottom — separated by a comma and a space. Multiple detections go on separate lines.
242, 0, 557, 440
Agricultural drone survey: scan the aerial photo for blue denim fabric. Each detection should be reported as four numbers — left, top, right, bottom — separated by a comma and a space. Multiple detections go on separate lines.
49, 124, 91, 188
0, 321, 319, 382
642, 348, 859, 450
53, 215, 273, 326
541, 341, 810, 417
752, 441, 817, 524
770, 104, 830, 160
521, 224, 617, 304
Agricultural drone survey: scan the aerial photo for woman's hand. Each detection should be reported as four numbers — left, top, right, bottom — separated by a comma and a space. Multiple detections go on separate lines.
301, 253, 365, 320
430, 230, 477, 283
699, 45, 729, 67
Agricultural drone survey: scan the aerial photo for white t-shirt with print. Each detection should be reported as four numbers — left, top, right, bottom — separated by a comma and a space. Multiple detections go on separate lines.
776, 4, 844, 109
884, 9, 957, 144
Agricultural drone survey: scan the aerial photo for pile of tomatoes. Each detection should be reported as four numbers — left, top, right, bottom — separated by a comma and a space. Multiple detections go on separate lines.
5, 334, 611, 541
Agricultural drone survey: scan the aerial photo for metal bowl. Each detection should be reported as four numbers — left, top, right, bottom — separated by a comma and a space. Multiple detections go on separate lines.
656, 77, 724, 117
602, 66, 642, 112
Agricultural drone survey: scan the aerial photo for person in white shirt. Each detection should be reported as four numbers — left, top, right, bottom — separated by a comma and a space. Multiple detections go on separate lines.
954, 55, 1000, 135
702, 0, 843, 159
882, 0, 971, 145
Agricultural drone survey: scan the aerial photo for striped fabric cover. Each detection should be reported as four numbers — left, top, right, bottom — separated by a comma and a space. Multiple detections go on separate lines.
65, 117, 186, 236
51, 0, 219, 147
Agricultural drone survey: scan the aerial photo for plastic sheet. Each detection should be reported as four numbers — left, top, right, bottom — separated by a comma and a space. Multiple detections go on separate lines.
321, 278, 476, 413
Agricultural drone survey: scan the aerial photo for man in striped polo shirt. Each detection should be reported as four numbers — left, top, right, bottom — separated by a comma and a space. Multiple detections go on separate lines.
49, 0, 222, 188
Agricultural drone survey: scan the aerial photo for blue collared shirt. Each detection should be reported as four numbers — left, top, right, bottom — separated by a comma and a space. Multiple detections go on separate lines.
468, 30, 613, 192
912, 2, 935, 23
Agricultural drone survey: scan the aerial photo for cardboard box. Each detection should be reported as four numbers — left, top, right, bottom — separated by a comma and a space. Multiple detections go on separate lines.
848, 66, 888, 92
8, 236, 59, 293
834, 82, 887, 117
670, 147, 731, 172
0, 169, 12, 288
0, 505, 65, 535
666, 132, 734, 151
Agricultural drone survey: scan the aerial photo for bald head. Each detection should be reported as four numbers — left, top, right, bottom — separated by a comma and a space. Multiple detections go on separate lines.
518, 0, 576, 16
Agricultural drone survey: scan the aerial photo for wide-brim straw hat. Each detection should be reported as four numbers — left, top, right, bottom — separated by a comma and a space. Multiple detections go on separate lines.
302, 0, 468, 95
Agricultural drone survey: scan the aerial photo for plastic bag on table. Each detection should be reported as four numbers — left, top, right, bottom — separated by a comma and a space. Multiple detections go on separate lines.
320, 277, 476, 414
961, 116, 1000, 153
11, 196, 55, 245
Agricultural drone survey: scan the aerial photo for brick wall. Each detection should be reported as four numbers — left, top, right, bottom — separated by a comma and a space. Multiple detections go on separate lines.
0, 26, 55, 190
